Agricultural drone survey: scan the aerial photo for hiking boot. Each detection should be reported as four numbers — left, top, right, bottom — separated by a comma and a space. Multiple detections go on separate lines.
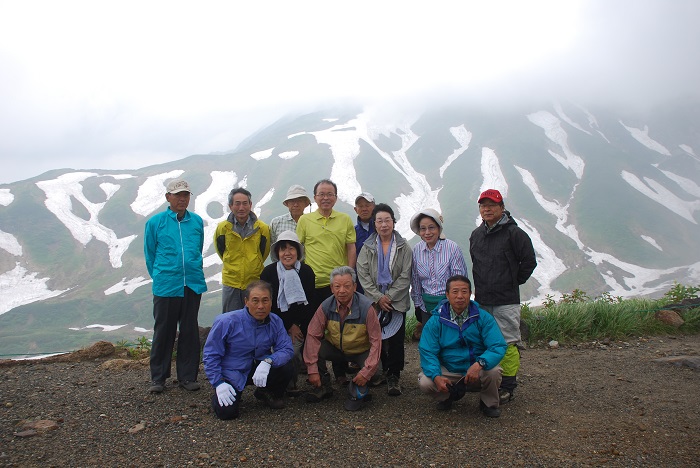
368, 372, 387, 387
387, 375, 402, 396
480, 400, 501, 418
149, 381, 165, 394
499, 388, 515, 404
254, 388, 286, 409
286, 380, 303, 397
178, 380, 201, 391
305, 383, 333, 403
436, 398, 453, 411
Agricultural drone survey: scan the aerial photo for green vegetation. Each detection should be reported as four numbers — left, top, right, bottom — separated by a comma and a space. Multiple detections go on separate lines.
115, 336, 152, 359
522, 283, 700, 344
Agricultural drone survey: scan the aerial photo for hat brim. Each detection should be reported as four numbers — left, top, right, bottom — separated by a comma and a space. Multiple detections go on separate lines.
380, 310, 404, 339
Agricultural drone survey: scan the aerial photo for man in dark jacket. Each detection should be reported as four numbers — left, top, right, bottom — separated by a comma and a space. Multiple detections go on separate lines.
469, 189, 536, 404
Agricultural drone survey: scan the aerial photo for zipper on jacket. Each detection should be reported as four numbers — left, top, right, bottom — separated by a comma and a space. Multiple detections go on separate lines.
178, 218, 186, 287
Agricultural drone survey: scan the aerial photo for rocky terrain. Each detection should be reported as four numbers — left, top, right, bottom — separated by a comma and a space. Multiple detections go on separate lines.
1, 335, 699, 467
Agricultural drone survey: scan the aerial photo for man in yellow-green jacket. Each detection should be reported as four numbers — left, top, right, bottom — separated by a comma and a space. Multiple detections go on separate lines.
215, 187, 270, 313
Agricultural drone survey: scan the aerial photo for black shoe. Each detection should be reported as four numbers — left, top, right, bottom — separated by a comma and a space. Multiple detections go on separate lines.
480, 400, 501, 418
436, 398, 453, 411
178, 380, 200, 391
254, 389, 286, 409
368, 372, 387, 387
148, 381, 165, 394
305, 384, 333, 403
387, 375, 402, 396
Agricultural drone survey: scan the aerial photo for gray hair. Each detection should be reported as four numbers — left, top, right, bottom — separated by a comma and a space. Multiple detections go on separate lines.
329, 266, 356, 284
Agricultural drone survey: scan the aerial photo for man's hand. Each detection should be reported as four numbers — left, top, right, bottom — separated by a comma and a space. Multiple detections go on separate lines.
288, 324, 304, 343
215, 382, 237, 407
252, 361, 271, 387
308, 373, 321, 388
353, 373, 369, 387
434, 375, 451, 393
465, 362, 482, 385
377, 295, 392, 312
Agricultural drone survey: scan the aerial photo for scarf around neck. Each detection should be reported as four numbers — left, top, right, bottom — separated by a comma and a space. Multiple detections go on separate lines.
276, 261, 308, 312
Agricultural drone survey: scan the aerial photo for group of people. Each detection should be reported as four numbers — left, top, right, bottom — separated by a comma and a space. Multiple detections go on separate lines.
143, 177, 536, 420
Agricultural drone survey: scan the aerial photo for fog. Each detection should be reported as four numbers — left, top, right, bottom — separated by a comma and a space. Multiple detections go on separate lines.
0, 0, 698, 184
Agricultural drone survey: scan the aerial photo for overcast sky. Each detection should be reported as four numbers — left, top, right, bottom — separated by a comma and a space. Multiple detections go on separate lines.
1, 0, 698, 184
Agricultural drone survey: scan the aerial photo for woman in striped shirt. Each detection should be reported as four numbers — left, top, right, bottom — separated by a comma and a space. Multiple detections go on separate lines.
409, 209, 468, 340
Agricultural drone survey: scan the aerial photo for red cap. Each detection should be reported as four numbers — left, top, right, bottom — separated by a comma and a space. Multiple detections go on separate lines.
478, 189, 503, 204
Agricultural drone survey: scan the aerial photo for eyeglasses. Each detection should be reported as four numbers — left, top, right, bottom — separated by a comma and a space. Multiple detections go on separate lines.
375, 218, 393, 225
419, 225, 438, 232
315, 193, 336, 199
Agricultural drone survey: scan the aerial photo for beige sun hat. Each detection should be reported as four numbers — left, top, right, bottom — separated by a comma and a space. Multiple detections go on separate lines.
166, 179, 192, 194
270, 230, 305, 262
410, 208, 446, 239
282, 185, 311, 206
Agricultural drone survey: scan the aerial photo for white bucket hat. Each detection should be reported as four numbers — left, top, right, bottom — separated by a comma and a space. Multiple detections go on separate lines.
270, 230, 305, 262
283, 185, 311, 206
409, 208, 446, 239
378, 309, 404, 339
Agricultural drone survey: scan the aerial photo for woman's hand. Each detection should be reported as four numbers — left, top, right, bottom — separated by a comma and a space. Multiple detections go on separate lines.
377, 295, 392, 312
288, 324, 304, 343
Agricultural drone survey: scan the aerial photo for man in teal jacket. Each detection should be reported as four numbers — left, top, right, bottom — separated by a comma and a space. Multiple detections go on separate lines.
418, 275, 506, 417
144, 178, 207, 394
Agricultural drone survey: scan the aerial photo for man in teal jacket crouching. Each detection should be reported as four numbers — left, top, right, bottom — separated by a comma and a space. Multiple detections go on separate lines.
418, 275, 507, 418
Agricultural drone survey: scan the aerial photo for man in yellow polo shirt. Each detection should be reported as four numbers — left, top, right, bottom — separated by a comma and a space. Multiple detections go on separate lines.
296, 179, 356, 313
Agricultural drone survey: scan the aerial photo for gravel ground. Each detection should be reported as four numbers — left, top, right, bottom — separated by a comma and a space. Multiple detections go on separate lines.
1, 335, 699, 467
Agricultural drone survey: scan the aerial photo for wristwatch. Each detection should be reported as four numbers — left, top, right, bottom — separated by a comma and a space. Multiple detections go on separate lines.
264, 358, 273, 365
476, 358, 487, 368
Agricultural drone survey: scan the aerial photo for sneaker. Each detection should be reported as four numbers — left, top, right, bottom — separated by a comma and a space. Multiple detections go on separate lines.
479, 400, 501, 418
387, 375, 402, 396
178, 380, 201, 391
149, 381, 165, 394
305, 384, 333, 403
499, 388, 515, 404
436, 398, 453, 411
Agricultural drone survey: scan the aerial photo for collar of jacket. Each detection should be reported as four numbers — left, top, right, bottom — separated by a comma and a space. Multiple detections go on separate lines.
166, 207, 191, 221
363, 231, 406, 250
227, 210, 259, 226
437, 299, 480, 329
242, 306, 272, 326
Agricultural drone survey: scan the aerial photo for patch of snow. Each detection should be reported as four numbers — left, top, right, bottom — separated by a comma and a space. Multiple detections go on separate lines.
621, 170, 699, 223
36, 172, 137, 268
679, 144, 697, 160
553, 102, 591, 135
439, 125, 472, 178
130, 170, 185, 217
322, 118, 338, 122
194, 171, 239, 259
0, 231, 22, 256
14, 353, 67, 361
0, 264, 67, 315
104, 277, 151, 295
619, 121, 671, 156
99, 183, 120, 199
109, 174, 136, 180
279, 151, 299, 160
70, 324, 128, 332
254, 188, 275, 218
660, 170, 700, 197
134, 327, 150, 333
474, 147, 509, 226
527, 111, 585, 179
250, 148, 274, 160
0, 188, 14, 206
288, 132, 305, 139
516, 217, 566, 302
641, 235, 663, 251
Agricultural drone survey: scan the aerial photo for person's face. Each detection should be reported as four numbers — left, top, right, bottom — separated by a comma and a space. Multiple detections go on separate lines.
245, 287, 272, 321
479, 200, 505, 226
331, 273, 356, 305
285, 197, 309, 220
314, 183, 337, 212
230, 193, 252, 223
374, 211, 394, 238
418, 216, 440, 247
354, 199, 375, 223
277, 243, 299, 269
166, 191, 190, 215
446, 280, 471, 315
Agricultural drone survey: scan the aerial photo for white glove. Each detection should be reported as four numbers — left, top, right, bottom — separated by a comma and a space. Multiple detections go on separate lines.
216, 382, 237, 407
253, 360, 272, 387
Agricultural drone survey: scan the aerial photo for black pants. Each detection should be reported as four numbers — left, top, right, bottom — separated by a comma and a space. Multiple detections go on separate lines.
317, 340, 369, 379
381, 313, 406, 377
211, 360, 294, 420
150, 287, 201, 383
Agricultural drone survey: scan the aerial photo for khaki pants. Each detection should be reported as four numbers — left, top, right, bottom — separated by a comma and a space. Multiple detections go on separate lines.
418, 365, 502, 408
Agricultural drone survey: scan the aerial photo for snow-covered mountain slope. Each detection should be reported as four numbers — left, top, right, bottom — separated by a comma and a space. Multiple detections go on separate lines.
0, 101, 698, 355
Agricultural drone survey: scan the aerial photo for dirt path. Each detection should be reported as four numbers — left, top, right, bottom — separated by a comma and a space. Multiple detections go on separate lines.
1, 335, 699, 467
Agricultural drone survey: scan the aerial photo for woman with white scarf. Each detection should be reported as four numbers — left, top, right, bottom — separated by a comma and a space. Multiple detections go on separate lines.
357, 203, 413, 396
260, 230, 315, 395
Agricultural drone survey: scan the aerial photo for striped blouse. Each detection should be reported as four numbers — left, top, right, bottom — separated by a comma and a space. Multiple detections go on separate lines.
410, 238, 468, 309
